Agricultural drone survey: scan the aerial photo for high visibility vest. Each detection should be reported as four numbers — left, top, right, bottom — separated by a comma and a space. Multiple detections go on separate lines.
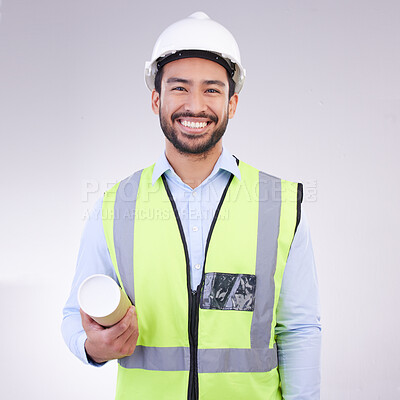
102, 160, 302, 400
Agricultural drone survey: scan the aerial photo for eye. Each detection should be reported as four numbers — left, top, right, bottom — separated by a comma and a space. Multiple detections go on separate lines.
172, 86, 186, 92
206, 88, 220, 93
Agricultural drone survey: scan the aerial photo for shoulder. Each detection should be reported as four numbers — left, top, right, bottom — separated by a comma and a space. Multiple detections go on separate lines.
238, 159, 303, 194
237, 159, 303, 231
103, 165, 155, 198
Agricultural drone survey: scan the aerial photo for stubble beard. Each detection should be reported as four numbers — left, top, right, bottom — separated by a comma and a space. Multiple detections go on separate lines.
159, 108, 229, 155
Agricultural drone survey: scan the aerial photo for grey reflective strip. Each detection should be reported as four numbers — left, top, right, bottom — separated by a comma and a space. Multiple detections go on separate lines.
114, 170, 143, 304
250, 172, 281, 348
199, 345, 277, 373
119, 345, 277, 373
119, 346, 190, 371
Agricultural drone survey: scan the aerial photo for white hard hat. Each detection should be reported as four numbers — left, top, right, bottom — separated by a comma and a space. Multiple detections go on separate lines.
144, 11, 246, 93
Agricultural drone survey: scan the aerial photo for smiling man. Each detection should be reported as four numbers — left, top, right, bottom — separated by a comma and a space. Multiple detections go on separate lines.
156, 58, 236, 155
62, 12, 321, 400
153, 56, 238, 188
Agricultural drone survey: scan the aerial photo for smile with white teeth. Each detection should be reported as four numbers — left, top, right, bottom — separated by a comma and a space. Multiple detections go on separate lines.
179, 120, 208, 129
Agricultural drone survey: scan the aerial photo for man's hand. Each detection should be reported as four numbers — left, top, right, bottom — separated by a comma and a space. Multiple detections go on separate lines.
80, 306, 139, 364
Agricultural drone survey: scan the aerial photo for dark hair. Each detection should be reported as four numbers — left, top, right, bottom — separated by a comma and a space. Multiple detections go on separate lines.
154, 66, 236, 99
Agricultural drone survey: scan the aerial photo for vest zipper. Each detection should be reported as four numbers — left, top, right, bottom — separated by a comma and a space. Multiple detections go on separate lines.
162, 173, 235, 400
188, 289, 199, 400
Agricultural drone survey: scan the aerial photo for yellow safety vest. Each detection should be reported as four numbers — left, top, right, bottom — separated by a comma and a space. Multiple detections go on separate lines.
102, 160, 302, 400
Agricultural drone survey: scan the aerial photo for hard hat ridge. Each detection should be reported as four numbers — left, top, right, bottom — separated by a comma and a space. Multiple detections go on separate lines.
187, 11, 211, 20
144, 12, 246, 93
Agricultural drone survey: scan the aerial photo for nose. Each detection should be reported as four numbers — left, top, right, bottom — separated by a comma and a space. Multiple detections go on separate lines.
184, 90, 207, 114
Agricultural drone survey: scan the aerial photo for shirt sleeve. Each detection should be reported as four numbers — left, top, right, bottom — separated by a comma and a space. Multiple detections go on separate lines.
275, 210, 322, 399
61, 196, 118, 366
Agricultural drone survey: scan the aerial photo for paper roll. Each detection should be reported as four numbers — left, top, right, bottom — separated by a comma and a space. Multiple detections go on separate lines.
78, 274, 132, 327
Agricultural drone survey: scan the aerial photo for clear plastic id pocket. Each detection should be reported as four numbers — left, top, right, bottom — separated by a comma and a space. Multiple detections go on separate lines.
200, 272, 256, 311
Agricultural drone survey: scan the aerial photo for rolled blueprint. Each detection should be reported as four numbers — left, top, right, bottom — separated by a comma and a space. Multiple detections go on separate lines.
78, 274, 131, 327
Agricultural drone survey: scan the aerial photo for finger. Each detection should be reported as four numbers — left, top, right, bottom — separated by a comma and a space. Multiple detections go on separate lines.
102, 307, 137, 355
113, 314, 139, 357
125, 316, 139, 344
109, 306, 136, 337
109, 306, 136, 339
119, 308, 138, 342
119, 324, 139, 357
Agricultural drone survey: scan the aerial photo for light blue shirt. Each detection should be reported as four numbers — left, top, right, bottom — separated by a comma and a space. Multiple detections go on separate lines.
62, 148, 321, 399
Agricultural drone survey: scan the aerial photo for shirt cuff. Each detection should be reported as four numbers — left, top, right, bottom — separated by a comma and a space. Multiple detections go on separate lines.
78, 332, 107, 367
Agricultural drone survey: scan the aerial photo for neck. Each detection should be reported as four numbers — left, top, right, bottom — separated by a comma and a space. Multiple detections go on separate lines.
165, 141, 223, 189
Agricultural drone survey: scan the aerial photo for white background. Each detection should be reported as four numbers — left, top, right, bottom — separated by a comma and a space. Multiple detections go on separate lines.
1, 1, 399, 399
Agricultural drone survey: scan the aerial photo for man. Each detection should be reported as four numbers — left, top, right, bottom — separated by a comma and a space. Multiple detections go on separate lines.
62, 12, 321, 399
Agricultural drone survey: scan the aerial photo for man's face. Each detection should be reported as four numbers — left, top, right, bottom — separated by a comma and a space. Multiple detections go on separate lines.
151, 57, 238, 155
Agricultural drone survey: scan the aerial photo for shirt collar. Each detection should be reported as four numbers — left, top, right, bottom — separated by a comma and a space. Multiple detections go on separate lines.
151, 147, 241, 186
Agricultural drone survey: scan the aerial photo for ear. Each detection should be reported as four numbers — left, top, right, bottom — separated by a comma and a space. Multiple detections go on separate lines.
228, 93, 239, 119
151, 89, 160, 115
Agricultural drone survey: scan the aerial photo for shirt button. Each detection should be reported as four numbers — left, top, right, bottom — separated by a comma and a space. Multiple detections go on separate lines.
194, 264, 201, 270
192, 191, 197, 197
192, 226, 199, 232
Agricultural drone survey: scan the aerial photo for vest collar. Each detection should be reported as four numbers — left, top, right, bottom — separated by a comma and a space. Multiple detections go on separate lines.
151, 147, 241, 186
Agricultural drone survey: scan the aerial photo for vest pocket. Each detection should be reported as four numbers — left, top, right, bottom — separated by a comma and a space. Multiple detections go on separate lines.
200, 272, 256, 311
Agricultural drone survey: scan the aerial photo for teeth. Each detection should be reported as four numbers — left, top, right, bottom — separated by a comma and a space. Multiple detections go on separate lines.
181, 120, 207, 129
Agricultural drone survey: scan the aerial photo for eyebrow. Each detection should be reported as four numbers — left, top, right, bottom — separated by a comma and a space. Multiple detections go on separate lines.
204, 80, 226, 87
166, 78, 191, 84
166, 78, 226, 87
